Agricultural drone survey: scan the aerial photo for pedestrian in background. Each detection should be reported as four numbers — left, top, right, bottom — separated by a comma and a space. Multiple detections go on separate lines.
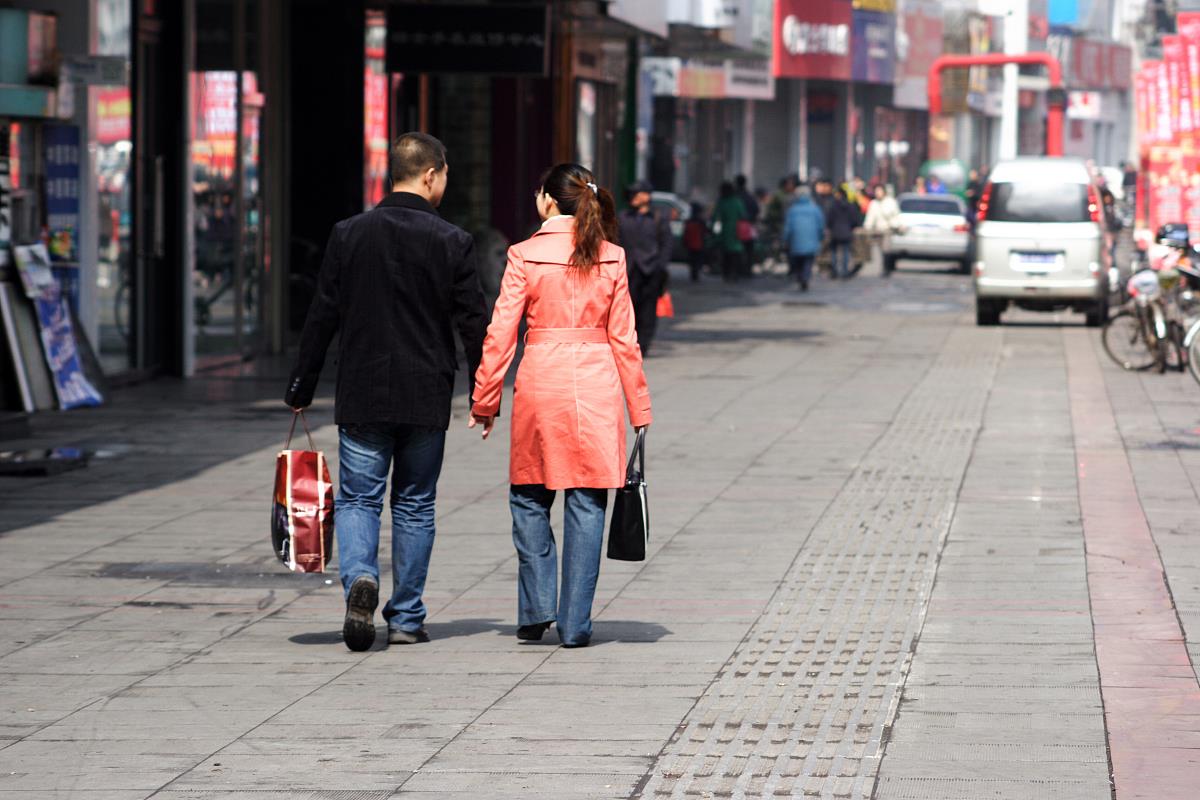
864, 184, 899, 275
285, 132, 488, 651
618, 181, 672, 356
763, 174, 798, 252
735, 174, 760, 276
827, 187, 861, 279
783, 185, 825, 292
812, 178, 836, 277
684, 202, 708, 282
964, 168, 983, 220
714, 181, 748, 282
470, 163, 652, 649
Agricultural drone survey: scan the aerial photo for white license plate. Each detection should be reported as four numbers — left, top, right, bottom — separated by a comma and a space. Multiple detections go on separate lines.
1012, 251, 1063, 272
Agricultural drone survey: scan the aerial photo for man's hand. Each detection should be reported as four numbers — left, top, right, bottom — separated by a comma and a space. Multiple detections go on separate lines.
468, 414, 495, 440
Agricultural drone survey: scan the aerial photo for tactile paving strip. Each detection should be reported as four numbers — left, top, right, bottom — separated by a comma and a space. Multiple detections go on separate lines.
634, 329, 999, 800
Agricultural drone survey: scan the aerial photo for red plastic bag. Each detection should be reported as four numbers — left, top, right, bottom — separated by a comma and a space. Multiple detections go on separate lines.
272, 411, 335, 573
656, 292, 675, 318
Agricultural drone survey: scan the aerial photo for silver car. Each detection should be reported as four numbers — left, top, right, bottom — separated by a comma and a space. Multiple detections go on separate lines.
973, 158, 1108, 326
884, 194, 972, 274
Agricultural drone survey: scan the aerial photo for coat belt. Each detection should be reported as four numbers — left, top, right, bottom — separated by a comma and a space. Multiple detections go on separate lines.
525, 327, 609, 345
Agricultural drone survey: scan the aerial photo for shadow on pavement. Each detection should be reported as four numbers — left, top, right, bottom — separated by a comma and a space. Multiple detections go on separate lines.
287, 619, 674, 647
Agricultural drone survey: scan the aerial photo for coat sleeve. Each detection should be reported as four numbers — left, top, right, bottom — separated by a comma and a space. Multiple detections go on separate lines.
471, 246, 528, 419
452, 237, 489, 404
608, 252, 653, 428
284, 225, 341, 408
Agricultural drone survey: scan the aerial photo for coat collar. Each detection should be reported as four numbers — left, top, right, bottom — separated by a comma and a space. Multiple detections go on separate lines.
376, 191, 439, 216
533, 215, 575, 236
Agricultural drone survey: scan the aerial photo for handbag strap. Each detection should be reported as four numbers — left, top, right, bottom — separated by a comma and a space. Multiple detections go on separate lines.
285, 409, 317, 452
626, 428, 646, 480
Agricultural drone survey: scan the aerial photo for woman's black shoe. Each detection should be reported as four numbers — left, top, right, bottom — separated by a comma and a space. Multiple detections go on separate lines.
517, 621, 552, 641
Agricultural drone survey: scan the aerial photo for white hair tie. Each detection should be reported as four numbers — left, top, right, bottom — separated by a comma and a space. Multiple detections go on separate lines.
586, 182, 598, 194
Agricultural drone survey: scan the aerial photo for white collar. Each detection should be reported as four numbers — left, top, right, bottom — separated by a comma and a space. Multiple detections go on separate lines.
540, 214, 574, 228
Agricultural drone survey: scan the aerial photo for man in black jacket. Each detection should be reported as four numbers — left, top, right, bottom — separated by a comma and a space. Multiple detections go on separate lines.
618, 181, 672, 355
285, 132, 488, 651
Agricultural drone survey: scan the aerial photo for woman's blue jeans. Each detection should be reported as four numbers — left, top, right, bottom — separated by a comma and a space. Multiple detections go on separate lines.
336, 424, 444, 634
509, 485, 608, 646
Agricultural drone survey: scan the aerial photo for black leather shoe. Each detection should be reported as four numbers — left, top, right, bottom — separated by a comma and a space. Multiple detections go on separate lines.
517, 621, 552, 641
342, 576, 378, 652
388, 627, 430, 645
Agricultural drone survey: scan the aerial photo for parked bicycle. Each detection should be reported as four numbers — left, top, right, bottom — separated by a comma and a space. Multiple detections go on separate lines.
1104, 236, 1200, 373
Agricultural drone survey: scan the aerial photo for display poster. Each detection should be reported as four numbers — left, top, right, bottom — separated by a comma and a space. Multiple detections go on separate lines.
44, 125, 81, 265
12, 244, 104, 410
851, 9, 896, 84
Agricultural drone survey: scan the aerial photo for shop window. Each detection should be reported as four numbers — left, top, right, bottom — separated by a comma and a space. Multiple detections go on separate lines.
93, 0, 133, 374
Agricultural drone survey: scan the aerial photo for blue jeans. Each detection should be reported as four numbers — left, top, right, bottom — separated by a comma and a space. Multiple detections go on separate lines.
832, 241, 851, 277
336, 424, 445, 633
509, 484, 608, 646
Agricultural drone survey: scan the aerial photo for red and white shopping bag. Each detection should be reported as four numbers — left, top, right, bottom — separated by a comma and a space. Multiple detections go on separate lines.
271, 411, 335, 573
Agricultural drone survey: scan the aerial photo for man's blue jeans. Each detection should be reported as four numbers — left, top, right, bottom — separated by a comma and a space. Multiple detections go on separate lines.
336, 424, 444, 634
509, 485, 608, 646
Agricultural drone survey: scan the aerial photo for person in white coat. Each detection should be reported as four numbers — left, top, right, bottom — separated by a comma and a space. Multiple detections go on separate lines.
862, 185, 900, 275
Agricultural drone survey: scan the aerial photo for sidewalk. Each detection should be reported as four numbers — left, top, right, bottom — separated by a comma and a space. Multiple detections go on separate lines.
0, 264, 1198, 799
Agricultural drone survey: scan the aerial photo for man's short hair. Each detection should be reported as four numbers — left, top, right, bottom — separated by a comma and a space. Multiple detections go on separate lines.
389, 132, 447, 184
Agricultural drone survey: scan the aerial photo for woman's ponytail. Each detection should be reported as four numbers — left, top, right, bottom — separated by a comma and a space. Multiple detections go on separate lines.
540, 163, 618, 273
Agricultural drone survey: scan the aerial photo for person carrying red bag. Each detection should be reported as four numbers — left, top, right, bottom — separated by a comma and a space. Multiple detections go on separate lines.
285, 132, 488, 651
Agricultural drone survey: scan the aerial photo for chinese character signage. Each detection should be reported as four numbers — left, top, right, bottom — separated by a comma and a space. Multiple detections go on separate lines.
773, 0, 852, 80
387, 4, 548, 76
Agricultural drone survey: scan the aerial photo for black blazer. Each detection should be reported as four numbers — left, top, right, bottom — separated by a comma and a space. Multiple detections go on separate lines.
285, 192, 488, 429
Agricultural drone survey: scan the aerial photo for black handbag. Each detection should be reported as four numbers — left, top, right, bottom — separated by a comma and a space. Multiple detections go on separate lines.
607, 429, 648, 561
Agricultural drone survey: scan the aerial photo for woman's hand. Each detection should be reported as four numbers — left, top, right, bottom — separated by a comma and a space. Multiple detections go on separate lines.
469, 414, 495, 440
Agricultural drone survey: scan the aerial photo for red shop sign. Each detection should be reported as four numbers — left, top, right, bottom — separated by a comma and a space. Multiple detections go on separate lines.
773, 0, 852, 81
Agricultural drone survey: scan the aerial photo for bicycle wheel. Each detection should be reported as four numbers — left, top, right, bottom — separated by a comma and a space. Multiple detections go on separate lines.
1102, 310, 1159, 371
1187, 323, 1200, 385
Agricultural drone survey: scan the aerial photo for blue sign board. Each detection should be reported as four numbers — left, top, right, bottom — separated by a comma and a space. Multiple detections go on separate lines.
44, 124, 81, 315
851, 10, 896, 84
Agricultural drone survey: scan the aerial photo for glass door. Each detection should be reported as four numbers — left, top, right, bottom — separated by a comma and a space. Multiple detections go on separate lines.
191, 0, 262, 363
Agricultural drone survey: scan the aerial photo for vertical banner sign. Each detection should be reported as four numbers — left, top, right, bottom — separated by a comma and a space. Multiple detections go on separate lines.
44, 125, 82, 315
1136, 71, 1150, 151
1165, 37, 1194, 145
1164, 36, 1186, 146
1181, 14, 1200, 133
1156, 61, 1173, 144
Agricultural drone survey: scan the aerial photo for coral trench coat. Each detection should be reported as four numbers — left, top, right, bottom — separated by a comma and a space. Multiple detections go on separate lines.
472, 216, 653, 490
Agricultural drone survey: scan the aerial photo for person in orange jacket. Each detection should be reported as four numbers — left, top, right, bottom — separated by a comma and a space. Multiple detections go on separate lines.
469, 163, 652, 648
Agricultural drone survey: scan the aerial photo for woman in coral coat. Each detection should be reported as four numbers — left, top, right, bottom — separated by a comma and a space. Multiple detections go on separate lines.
469, 163, 653, 648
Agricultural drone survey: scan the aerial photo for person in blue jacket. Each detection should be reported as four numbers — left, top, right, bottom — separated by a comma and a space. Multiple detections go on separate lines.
782, 186, 826, 291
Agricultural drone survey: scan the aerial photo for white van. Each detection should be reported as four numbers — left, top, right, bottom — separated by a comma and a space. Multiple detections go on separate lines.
973, 158, 1107, 326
